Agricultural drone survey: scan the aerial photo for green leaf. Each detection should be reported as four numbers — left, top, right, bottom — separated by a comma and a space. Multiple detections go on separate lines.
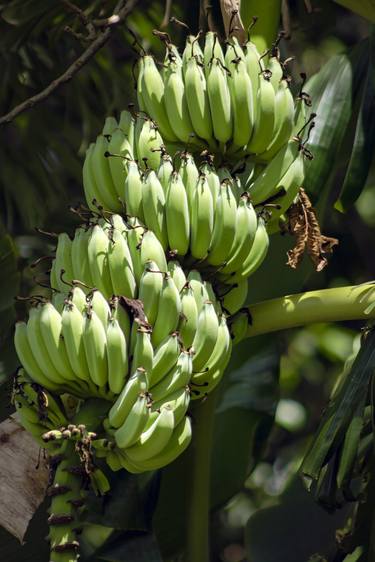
334, 0, 375, 23
335, 32, 375, 211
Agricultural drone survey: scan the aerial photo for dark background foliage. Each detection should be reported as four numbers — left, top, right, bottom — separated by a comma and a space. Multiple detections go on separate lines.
1, 1, 375, 561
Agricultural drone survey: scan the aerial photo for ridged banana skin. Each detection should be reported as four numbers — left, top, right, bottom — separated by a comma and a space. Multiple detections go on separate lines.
83, 310, 108, 388
106, 318, 128, 395
71, 227, 93, 288
114, 394, 150, 449
83, 143, 104, 211
185, 56, 213, 142
191, 301, 219, 373
268, 55, 283, 91
248, 139, 301, 205
92, 134, 121, 211
190, 174, 214, 260
157, 155, 174, 194
138, 261, 163, 325
87, 225, 113, 297
89, 290, 111, 329
187, 270, 209, 313
151, 275, 182, 348
61, 302, 91, 382
107, 128, 133, 200
149, 332, 181, 388
207, 59, 232, 143
142, 170, 168, 249
220, 280, 249, 315
124, 405, 175, 465
132, 328, 154, 373
247, 75, 275, 155
139, 55, 178, 142
227, 217, 270, 284
124, 160, 144, 221
220, 196, 257, 275
108, 228, 137, 299
136, 119, 164, 171
14, 322, 59, 390
54, 233, 74, 291
152, 386, 190, 426
244, 41, 260, 117
102, 116, 118, 135
207, 180, 238, 266
26, 307, 66, 385
164, 59, 194, 143
191, 314, 232, 392
39, 303, 76, 381
108, 368, 148, 428
150, 351, 193, 403
168, 261, 187, 292
179, 154, 199, 222
226, 48, 254, 149
262, 80, 295, 161
265, 155, 305, 234
204, 32, 225, 72
124, 415, 192, 473
179, 284, 199, 349
166, 172, 190, 256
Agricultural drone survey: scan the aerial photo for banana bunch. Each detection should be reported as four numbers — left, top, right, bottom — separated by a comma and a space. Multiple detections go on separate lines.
83, 110, 165, 213
13, 369, 68, 448
137, 32, 303, 158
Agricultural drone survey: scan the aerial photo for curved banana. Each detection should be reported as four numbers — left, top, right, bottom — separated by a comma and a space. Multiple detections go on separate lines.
106, 317, 128, 395
190, 173, 214, 260
108, 367, 148, 428
191, 301, 219, 373
166, 171, 190, 256
138, 260, 163, 325
141, 169, 168, 249
151, 274, 182, 347
114, 393, 149, 449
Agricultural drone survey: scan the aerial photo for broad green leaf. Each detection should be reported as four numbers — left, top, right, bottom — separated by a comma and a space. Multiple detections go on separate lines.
335, 32, 375, 211
334, 0, 375, 23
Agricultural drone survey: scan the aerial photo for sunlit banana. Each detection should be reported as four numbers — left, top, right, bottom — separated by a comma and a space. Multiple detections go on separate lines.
61, 300, 91, 383
107, 226, 137, 298
108, 367, 148, 428
268, 53, 283, 91
151, 274, 182, 347
88, 290, 111, 329
124, 405, 175, 464
106, 316, 128, 395
83, 143, 104, 211
107, 128, 133, 200
179, 153, 199, 219
139, 55, 177, 142
190, 173, 214, 260
149, 332, 181, 388
207, 178, 237, 266
166, 171, 190, 256
207, 58, 232, 144
136, 118, 164, 170
138, 260, 163, 325
168, 260, 186, 292
139, 230, 168, 279
124, 160, 144, 221
142, 169, 168, 249
247, 72, 275, 155
132, 327, 154, 373
91, 134, 121, 211
87, 224, 112, 296
179, 283, 199, 348
54, 233, 73, 291
150, 351, 193, 403
186, 270, 209, 313
152, 386, 190, 426
70, 227, 93, 289
262, 78, 295, 160
244, 39, 261, 117
191, 301, 219, 373
185, 55, 213, 143
83, 309, 107, 388
219, 280, 248, 315
204, 31, 225, 73
157, 154, 174, 194
164, 56, 194, 144
114, 393, 150, 449
102, 116, 118, 135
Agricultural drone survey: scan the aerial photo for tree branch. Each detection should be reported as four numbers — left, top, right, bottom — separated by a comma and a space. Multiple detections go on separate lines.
0, 0, 138, 127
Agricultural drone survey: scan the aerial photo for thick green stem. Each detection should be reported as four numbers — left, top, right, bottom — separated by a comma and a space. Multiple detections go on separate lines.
48, 442, 84, 562
186, 390, 218, 562
240, 0, 282, 53
237, 284, 375, 339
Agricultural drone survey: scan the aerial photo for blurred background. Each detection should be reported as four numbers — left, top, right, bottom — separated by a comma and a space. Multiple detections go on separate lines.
0, 1, 374, 560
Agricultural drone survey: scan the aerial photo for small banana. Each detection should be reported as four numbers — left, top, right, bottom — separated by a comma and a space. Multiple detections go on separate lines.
151, 274, 182, 347
190, 173, 214, 260
244, 40, 261, 119
247, 72, 275, 155
164, 56, 194, 143
168, 260, 187, 292
108, 367, 148, 428
150, 351, 193, 403
207, 58, 232, 144
179, 153, 199, 221
82, 309, 108, 388
61, 301, 91, 383
227, 217, 270, 284
87, 224, 113, 297
185, 55, 213, 143
179, 283, 199, 349
124, 160, 144, 221
220, 281, 248, 315
136, 118, 164, 171
91, 134, 121, 211
54, 233, 74, 291
139, 230, 168, 280
166, 171, 190, 256
157, 154, 174, 194
107, 226, 137, 299
149, 332, 181, 388
204, 32, 225, 73
88, 290, 111, 329
262, 79, 295, 160
83, 143, 104, 211
138, 260, 163, 325
141, 169, 168, 249
70, 227, 93, 289
152, 386, 190, 426
132, 327, 154, 373
191, 301, 219, 373
124, 405, 175, 464
207, 179, 238, 266
106, 317, 128, 395
114, 393, 150, 449
139, 55, 178, 142
107, 128, 133, 200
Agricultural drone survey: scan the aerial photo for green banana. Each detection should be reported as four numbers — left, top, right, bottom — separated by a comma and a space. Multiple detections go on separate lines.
138, 260, 163, 325
82, 309, 108, 388
150, 351, 193, 403
87, 224, 112, 297
191, 301, 219, 373
190, 173, 214, 260
247, 72, 275, 155
124, 160, 144, 221
108, 367, 148, 428
149, 332, 181, 388
106, 317, 128, 395
107, 226, 137, 298
166, 171, 190, 256
185, 55, 213, 143
114, 393, 150, 449
141, 169, 168, 249
207, 58, 232, 144
179, 283, 199, 348
164, 56, 194, 143
207, 178, 237, 266
151, 274, 182, 347
132, 327, 154, 373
